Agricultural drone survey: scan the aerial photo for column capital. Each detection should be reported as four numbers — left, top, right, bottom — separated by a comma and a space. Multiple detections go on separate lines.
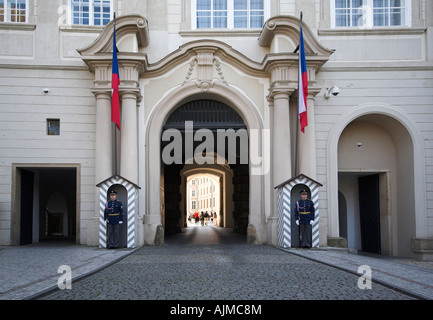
307, 87, 322, 98
119, 88, 142, 103
90, 88, 111, 99
267, 83, 296, 101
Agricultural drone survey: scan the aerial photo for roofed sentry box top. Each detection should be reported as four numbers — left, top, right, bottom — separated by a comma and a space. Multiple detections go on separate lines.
274, 173, 323, 189
96, 174, 141, 190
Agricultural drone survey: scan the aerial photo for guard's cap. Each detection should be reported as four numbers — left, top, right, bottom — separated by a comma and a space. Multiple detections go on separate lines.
300, 189, 308, 195
109, 190, 117, 195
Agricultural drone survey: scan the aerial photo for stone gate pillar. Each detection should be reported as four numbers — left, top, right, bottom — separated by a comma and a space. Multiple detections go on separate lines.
120, 90, 140, 184
297, 89, 320, 179
92, 89, 113, 184
266, 61, 296, 246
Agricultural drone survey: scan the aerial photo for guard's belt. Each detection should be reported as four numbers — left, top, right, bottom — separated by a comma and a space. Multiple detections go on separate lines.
299, 212, 311, 214
108, 213, 120, 216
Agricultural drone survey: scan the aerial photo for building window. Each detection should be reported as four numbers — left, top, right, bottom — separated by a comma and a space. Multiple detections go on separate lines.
47, 119, 60, 136
333, 0, 409, 28
373, 0, 406, 26
0, 0, 27, 23
71, 0, 111, 26
334, 0, 362, 27
234, 0, 264, 28
196, 0, 227, 28
193, 0, 268, 29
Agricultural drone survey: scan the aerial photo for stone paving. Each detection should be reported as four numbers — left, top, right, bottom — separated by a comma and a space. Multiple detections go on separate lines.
0, 241, 135, 300
40, 243, 416, 300
2, 225, 432, 301
38, 227, 418, 300
282, 248, 433, 300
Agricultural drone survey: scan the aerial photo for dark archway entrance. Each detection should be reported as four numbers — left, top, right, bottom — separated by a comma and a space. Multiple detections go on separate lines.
161, 99, 249, 239
13, 166, 78, 245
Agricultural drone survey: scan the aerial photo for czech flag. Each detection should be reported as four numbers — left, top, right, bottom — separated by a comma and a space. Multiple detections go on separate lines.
111, 18, 120, 130
298, 23, 308, 133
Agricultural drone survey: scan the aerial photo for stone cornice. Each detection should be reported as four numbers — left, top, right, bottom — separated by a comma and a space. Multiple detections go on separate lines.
143, 40, 330, 80
318, 27, 426, 37
0, 22, 36, 31
143, 40, 266, 78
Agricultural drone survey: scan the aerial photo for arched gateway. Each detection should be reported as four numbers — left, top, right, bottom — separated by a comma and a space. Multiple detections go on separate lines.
161, 99, 248, 236
78, 14, 333, 247
145, 84, 266, 244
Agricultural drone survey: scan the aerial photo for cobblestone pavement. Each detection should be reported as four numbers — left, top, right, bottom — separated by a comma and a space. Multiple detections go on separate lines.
282, 248, 433, 300
0, 241, 134, 300
39, 227, 416, 300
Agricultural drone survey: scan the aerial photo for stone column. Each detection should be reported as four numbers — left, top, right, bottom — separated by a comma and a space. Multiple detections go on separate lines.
268, 87, 295, 245
272, 91, 293, 185
297, 88, 320, 179
92, 90, 113, 183
120, 90, 140, 184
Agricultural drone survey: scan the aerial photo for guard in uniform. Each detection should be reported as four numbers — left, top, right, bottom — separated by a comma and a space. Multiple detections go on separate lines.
104, 190, 124, 249
294, 189, 315, 248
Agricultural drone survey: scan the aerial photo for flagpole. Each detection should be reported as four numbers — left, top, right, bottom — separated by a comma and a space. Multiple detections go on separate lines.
113, 12, 119, 176
113, 118, 118, 176
294, 12, 303, 177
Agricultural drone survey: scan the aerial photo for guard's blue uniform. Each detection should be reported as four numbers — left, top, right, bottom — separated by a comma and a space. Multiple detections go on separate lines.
294, 198, 315, 248
104, 200, 124, 224
294, 199, 315, 224
104, 199, 124, 249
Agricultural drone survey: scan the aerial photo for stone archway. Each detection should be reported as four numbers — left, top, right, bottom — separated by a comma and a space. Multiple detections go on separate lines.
181, 165, 234, 229
143, 82, 266, 245
327, 104, 427, 258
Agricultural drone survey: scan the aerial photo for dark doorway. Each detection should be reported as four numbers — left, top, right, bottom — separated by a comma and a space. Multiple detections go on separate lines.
161, 99, 249, 238
338, 191, 348, 241
358, 174, 381, 254
20, 170, 34, 245
16, 167, 77, 244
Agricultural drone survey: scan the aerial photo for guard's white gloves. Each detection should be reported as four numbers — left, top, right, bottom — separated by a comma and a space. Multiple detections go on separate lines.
310, 220, 313, 225
119, 221, 123, 224
296, 220, 299, 226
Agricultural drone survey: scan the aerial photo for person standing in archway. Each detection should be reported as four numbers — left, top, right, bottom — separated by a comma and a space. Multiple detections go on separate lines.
295, 190, 315, 248
104, 190, 124, 249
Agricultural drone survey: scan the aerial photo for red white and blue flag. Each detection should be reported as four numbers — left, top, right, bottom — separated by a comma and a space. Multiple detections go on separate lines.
298, 22, 308, 133
111, 18, 120, 130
